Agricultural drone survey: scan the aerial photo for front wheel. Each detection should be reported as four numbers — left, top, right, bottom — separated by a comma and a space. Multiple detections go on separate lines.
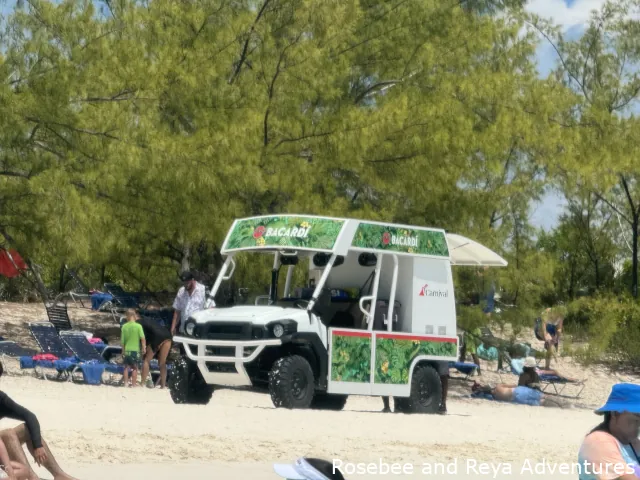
268, 355, 315, 409
168, 356, 214, 405
406, 364, 442, 414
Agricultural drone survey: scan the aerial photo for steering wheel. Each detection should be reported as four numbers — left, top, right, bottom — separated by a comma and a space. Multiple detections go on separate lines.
293, 299, 309, 309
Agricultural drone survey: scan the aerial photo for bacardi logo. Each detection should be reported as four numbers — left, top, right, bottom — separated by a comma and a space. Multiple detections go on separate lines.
381, 230, 419, 248
419, 283, 448, 298
253, 223, 311, 239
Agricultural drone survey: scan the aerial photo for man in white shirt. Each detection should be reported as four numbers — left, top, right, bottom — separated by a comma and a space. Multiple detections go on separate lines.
171, 271, 209, 335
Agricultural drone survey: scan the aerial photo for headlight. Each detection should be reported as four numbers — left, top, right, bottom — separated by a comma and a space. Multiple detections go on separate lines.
272, 323, 284, 338
266, 319, 297, 338
185, 321, 196, 336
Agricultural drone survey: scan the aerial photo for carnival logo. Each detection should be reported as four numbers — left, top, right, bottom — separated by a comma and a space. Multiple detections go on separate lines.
381, 230, 419, 248
419, 283, 449, 298
253, 222, 311, 239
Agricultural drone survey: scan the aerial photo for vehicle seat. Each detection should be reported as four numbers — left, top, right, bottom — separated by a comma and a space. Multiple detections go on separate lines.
372, 299, 401, 331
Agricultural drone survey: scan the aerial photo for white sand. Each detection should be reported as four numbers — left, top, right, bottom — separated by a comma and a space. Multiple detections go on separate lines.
0, 302, 634, 479
0, 375, 612, 480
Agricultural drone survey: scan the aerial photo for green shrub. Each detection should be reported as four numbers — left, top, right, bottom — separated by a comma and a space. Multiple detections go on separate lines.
564, 295, 640, 367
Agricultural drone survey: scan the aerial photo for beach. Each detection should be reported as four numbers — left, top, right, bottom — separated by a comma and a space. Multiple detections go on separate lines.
0, 374, 610, 479
0, 302, 637, 479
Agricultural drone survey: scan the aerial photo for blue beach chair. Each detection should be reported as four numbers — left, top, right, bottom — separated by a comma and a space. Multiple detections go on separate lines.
59, 331, 124, 384
21, 322, 79, 380
450, 361, 479, 380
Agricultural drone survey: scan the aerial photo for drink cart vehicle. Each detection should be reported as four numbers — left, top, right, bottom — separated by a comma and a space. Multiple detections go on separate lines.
169, 215, 507, 412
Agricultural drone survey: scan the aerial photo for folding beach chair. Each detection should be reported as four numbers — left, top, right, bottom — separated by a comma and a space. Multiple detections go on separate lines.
449, 361, 479, 380
61, 267, 92, 308
104, 283, 142, 309
0, 340, 38, 373
0, 341, 37, 358
502, 357, 585, 399
538, 373, 585, 399
23, 322, 78, 380
59, 331, 124, 384
44, 302, 73, 332
138, 309, 173, 329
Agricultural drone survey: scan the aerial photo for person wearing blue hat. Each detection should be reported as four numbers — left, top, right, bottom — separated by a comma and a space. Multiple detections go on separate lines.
578, 383, 640, 480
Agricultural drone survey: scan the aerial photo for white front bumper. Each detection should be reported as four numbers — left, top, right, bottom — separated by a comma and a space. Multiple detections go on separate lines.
172, 335, 282, 387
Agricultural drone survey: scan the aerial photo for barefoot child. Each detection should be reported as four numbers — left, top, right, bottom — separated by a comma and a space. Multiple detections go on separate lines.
121, 309, 146, 387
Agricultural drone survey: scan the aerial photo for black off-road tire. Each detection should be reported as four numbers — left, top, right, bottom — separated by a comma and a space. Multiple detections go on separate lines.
310, 393, 348, 411
268, 355, 315, 409
406, 364, 442, 414
168, 356, 214, 405
393, 396, 409, 413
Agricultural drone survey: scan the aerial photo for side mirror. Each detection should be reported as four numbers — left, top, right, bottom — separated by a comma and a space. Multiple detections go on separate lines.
280, 255, 299, 266
313, 254, 344, 267
358, 253, 377, 267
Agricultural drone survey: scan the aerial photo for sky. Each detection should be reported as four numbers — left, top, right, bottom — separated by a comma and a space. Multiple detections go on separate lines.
526, 0, 610, 230
0, 0, 607, 231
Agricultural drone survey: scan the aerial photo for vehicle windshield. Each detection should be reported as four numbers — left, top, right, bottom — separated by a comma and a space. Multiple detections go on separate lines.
211, 250, 320, 307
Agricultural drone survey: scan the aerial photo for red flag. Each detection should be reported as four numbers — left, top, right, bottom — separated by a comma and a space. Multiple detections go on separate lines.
0, 250, 27, 278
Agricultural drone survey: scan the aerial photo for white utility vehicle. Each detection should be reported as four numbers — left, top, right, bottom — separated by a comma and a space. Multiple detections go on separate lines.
169, 215, 507, 412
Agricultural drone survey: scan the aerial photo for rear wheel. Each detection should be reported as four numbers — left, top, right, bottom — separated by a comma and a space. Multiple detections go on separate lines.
268, 355, 315, 409
406, 364, 441, 414
310, 393, 348, 411
168, 356, 214, 405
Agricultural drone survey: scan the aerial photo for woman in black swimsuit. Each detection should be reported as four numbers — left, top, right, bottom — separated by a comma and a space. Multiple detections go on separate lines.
138, 316, 173, 389
0, 363, 77, 480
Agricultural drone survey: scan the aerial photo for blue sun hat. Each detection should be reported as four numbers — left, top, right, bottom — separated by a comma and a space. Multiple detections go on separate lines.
595, 383, 640, 415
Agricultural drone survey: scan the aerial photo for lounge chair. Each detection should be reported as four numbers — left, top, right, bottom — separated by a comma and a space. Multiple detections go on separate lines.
0, 341, 37, 358
0, 340, 38, 372
65, 267, 92, 308
22, 322, 78, 380
103, 283, 143, 309
138, 309, 173, 329
44, 302, 73, 332
503, 357, 585, 399
59, 331, 124, 384
449, 361, 479, 380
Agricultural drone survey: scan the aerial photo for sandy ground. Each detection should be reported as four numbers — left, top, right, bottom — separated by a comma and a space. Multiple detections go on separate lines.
0, 302, 636, 479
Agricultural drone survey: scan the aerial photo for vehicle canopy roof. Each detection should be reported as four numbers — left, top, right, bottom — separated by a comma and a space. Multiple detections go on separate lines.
220, 214, 507, 267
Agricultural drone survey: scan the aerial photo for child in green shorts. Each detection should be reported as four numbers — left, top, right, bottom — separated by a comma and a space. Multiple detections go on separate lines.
121, 309, 146, 387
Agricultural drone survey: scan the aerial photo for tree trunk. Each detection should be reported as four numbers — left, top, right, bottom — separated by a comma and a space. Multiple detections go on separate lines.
100, 265, 106, 286
633, 216, 638, 298
180, 244, 191, 274
25, 259, 49, 302
58, 264, 66, 294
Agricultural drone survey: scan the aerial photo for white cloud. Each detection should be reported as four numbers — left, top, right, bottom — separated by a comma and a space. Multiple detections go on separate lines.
525, 0, 608, 29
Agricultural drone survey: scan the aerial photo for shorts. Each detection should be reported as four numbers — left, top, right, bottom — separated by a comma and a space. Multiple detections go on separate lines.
124, 351, 140, 367
435, 361, 449, 376
546, 323, 557, 336
512, 386, 542, 406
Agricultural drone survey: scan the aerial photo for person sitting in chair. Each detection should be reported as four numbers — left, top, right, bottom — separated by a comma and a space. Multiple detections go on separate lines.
471, 357, 571, 409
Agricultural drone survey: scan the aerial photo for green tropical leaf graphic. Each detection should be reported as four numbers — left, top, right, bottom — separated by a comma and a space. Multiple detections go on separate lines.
351, 223, 449, 256
374, 337, 456, 384
330, 334, 371, 383
224, 216, 345, 251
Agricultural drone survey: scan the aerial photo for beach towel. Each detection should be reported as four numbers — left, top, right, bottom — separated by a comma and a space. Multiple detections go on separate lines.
32, 353, 59, 361
78, 362, 106, 385
90, 293, 113, 311
477, 344, 499, 361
